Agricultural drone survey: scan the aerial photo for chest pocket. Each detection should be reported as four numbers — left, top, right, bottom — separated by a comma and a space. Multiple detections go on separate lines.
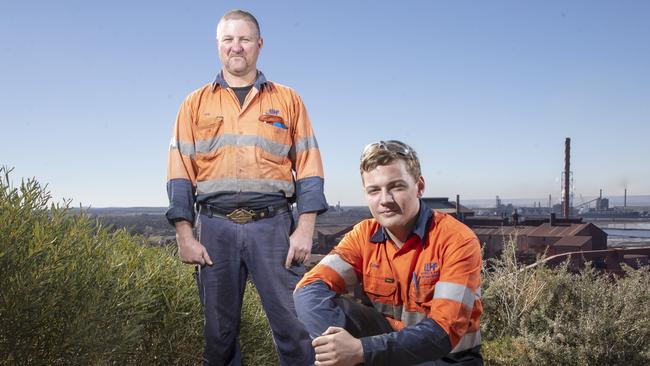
195, 116, 223, 141
410, 277, 438, 306
257, 114, 291, 164
364, 274, 397, 300
364, 274, 399, 318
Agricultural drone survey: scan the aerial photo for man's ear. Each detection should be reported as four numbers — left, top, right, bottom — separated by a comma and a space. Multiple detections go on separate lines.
417, 176, 425, 198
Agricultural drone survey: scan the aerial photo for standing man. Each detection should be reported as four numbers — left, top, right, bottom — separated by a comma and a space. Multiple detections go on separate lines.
294, 140, 482, 365
166, 10, 327, 366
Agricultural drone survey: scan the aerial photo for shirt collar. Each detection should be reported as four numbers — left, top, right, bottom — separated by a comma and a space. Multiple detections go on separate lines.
212, 70, 270, 92
369, 199, 434, 245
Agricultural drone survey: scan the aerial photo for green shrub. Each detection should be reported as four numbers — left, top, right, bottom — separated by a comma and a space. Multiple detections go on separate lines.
0, 167, 276, 365
481, 238, 650, 366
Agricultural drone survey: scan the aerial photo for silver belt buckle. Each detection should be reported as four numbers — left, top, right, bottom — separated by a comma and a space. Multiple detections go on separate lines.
227, 208, 255, 224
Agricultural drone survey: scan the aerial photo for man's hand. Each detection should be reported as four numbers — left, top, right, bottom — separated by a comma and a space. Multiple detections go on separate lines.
175, 220, 212, 266
285, 212, 316, 268
312, 327, 364, 366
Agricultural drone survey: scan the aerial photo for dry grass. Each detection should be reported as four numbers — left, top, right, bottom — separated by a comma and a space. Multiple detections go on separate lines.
482, 238, 650, 366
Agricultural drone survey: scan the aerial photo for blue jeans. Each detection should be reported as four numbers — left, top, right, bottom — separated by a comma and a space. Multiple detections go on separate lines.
195, 210, 314, 366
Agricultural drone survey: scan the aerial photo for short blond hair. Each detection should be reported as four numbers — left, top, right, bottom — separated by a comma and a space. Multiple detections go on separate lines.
360, 140, 421, 181
217, 9, 261, 38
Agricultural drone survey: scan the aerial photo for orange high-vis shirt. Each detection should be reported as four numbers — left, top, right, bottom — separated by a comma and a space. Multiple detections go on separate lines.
166, 72, 327, 224
297, 209, 482, 353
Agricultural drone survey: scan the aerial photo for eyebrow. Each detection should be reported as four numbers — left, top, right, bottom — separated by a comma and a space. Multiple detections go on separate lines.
364, 179, 408, 190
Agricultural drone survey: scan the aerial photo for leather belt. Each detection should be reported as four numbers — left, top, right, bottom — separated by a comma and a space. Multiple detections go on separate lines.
199, 203, 289, 224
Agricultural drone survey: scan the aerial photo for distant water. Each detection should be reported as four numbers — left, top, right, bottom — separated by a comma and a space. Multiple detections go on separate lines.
604, 229, 650, 238
597, 222, 650, 230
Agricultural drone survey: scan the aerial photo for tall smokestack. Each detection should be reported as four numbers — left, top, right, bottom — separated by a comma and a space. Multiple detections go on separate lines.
563, 137, 571, 218
624, 189, 627, 207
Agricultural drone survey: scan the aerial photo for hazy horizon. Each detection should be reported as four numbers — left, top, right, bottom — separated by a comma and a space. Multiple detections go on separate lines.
70, 194, 650, 210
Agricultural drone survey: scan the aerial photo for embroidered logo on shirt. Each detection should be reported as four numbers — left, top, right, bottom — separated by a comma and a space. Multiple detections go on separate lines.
420, 262, 440, 280
424, 262, 438, 272
370, 263, 380, 269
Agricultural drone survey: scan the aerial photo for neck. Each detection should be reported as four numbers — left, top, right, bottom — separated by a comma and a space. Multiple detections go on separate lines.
385, 229, 406, 248
222, 69, 257, 87
385, 205, 420, 247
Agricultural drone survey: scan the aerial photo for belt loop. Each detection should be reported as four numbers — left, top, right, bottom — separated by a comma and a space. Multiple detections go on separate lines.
202, 205, 213, 218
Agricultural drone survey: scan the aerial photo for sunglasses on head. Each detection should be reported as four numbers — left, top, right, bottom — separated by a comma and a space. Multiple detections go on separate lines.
362, 140, 413, 157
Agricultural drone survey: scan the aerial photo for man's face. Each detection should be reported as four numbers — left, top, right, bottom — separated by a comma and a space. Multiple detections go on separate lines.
362, 160, 424, 236
217, 18, 263, 77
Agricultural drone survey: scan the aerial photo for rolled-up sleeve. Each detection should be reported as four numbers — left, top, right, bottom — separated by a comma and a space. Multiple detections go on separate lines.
166, 179, 195, 225
295, 176, 327, 215
165, 97, 198, 226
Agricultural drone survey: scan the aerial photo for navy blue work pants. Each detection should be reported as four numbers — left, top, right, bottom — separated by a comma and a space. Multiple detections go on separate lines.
195, 210, 314, 366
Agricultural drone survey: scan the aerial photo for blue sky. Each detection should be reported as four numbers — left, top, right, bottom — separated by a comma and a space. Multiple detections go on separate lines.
1, 1, 648, 207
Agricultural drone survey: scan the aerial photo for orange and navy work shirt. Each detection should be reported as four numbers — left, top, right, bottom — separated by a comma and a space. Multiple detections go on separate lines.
297, 204, 482, 355
166, 71, 327, 224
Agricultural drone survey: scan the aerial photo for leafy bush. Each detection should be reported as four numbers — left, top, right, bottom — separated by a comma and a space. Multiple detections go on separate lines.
481, 238, 650, 366
0, 167, 276, 365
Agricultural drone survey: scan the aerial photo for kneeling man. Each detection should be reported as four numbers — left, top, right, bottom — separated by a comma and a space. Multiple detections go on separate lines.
294, 140, 483, 366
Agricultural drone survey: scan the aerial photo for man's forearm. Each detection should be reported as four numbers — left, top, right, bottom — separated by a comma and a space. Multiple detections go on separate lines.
360, 318, 451, 365
295, 212, 316, 236
174, 220, 194, 244
294, 280, 346, 339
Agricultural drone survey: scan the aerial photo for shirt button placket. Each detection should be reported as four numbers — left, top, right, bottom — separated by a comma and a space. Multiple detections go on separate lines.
236, 115, 243, 179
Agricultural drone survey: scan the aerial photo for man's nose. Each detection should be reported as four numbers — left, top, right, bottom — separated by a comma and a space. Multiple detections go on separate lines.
379, 190, 394, 205
231, 41, 243, 52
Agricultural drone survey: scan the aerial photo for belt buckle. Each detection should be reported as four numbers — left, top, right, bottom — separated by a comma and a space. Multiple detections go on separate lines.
227, 208, 255, 224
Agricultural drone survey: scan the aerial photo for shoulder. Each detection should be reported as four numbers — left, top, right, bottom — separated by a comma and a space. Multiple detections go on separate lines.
187, 83, 216, 99
181, 83, 216, 106
431, 212, 480, 254
353, 218, 381, 236
340, 218, 381, 246
267, 81, 302, 100
433, 212, 476, 239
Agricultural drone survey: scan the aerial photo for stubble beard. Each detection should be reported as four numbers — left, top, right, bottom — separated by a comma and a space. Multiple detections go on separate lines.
224, 57, 251, 77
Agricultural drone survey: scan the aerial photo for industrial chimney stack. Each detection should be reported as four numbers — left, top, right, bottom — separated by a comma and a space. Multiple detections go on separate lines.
563, 138, 571, 218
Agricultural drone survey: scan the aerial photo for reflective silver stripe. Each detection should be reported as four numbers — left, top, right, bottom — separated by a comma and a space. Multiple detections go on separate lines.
319, 254, 358, 291
172, 140, 196, 159
295, 136, 319, 153
433, 282, 476, 311
196, 178, 294, 196
195, 134, 290, 158
451, 331, 481, 353
401, 310, 426, 326
476, 286, 481, 298
371, 301, 402, 320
